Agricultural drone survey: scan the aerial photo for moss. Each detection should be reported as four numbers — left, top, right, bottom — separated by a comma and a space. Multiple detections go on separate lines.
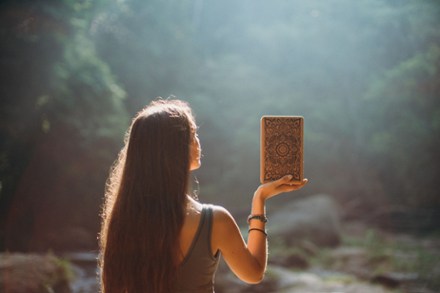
53, 256, 75, 282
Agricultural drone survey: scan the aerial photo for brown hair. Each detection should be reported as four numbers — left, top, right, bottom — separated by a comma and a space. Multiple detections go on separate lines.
99, 99, 196, 293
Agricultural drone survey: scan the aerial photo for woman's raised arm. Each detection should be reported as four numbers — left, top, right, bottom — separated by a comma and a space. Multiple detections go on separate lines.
211, 175, 308, 283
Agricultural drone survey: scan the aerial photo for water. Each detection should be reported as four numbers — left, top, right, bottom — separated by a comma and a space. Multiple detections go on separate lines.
62, 252, 99, 293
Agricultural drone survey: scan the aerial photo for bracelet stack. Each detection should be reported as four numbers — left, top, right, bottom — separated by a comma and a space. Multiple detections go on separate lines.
247, 214, 268, 237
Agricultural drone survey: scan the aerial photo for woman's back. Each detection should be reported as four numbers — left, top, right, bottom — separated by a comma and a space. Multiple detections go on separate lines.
176, 201, 220, 292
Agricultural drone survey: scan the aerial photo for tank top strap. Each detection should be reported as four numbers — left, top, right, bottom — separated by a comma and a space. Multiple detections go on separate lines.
175, 203, 220, 292
198, 204, 213, 256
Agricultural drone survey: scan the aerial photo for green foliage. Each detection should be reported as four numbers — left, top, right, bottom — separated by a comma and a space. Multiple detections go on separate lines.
53, 256, 75, 282
0, 0, 129, 250
51, 31, 127, 144
361, 45, 440, 207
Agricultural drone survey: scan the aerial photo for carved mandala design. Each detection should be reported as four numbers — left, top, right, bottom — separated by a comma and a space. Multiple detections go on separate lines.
262, 117, 303, 182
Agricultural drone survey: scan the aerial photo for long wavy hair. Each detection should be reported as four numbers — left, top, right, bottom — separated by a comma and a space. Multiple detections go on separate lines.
99, 99, 196, 293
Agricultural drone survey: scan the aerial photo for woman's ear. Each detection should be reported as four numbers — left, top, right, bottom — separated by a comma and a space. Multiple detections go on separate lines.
189, 133, 201, 171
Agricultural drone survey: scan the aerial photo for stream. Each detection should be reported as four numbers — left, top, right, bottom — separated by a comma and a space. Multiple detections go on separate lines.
63, 252, 99, 293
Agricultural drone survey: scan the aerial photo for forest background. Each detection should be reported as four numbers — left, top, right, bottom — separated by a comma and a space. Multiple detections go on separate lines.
1, 0, 439, 253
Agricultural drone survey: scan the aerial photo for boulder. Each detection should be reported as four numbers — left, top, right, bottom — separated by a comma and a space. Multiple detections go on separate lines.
0, 253, 72, 293
268, 194, 342, 247
371, 272, 419, 289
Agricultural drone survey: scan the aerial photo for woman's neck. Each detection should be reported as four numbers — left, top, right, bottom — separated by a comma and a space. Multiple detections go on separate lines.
185, 195, 202, 214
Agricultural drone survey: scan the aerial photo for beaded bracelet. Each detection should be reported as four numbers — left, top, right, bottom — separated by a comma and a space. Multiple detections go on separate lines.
247, 214, 268, 224
248, 228, 268, 237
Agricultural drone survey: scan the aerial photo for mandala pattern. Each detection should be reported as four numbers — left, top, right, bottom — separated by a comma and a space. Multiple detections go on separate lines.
261, 116, 303, 182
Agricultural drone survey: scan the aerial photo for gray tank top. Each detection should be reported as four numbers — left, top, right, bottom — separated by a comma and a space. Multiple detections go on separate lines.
175, 204, 221, 293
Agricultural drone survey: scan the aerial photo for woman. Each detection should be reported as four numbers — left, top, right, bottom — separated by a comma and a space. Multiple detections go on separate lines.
99, 98, 308, 293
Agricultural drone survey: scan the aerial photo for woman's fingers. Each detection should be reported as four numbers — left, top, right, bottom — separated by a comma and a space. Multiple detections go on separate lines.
276, 176, 308, 187
277, 177, 308, 191
278, 174, 293, 184
287, 178, 308, 186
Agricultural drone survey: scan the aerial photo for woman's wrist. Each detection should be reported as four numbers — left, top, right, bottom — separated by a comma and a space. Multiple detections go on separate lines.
251, 189, 266, 216
253, 187, 268, 202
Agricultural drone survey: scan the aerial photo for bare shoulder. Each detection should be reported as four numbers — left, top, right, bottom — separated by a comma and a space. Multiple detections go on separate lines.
210, 205, 233, 221
209, 204, 239, 231
210, 204, 242, 252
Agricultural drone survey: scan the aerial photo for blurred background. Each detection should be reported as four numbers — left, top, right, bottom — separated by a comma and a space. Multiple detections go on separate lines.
1, 0, 440, 292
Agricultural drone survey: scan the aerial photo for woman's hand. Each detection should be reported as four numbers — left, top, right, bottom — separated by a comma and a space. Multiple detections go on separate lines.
254, 175, 308, 201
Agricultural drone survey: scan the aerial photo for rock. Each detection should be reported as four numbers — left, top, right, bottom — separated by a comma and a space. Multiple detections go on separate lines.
45, 226, 96, 252
215, 263, 396, 293
214, 262, 248, 293
366, 206, 440, 233
259, 266, 321, 291
282, 281, 395, 293
328, 246, 373, 279
215, 264, 320, 293
371, 272, 419, 288
269, 194, 342, 247
270, 239, 322, 270
260, 267, 396, 293
3, 128, 105, 252
0, 253, 72, 293
270, 252, 309, 269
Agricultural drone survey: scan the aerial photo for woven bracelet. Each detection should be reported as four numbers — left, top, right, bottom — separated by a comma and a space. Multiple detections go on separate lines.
248, 228, 268, 237
247, 214, 268, 224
